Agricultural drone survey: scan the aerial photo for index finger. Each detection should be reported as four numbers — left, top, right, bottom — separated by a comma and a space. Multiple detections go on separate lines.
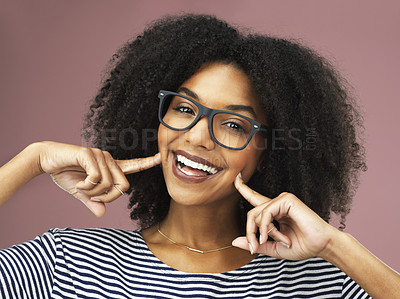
234, 173, 272, 206
116, 153, 161, 174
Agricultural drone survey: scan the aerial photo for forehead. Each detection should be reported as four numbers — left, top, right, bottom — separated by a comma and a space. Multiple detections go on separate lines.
179, 62, 267, 123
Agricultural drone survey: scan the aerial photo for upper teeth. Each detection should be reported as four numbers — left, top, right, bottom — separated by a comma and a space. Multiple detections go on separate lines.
176, 154, 218, 175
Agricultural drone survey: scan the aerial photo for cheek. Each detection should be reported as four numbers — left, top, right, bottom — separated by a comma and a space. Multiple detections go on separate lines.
158, 124, 183, 166
158, 125, 174, 181
157, 124, 179, 150
228, 147, 264, 182
157, 124, 167, 149
158, 125, 173, 162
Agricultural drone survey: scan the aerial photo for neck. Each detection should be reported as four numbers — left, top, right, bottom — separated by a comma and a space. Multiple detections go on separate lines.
160, 198, 242, 250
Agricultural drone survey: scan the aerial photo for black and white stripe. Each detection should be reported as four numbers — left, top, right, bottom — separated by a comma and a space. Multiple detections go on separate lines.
0, 228, 371, 298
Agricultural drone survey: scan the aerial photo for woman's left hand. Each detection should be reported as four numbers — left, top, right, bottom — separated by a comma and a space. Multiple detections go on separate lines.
232, 173, 340, 260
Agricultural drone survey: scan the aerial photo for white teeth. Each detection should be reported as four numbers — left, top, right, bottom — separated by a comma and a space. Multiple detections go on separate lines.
176, 154, 218, 175
178, 164, 196, 176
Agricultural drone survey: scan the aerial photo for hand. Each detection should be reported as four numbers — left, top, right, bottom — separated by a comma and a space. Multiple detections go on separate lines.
39, 141, 161, 217
232, 173, 339, 260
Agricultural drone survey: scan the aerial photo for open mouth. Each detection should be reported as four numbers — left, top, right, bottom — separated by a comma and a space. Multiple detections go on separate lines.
176, 154, 218, 176
172, 150, 223, 183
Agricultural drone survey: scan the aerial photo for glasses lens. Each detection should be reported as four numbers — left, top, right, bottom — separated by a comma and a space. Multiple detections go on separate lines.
213, 113, 252, 149
161, 94, 199, 130
160, 93, 253, 149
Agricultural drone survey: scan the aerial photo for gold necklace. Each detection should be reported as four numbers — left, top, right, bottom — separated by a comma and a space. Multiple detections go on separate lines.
157, 223, 234, 254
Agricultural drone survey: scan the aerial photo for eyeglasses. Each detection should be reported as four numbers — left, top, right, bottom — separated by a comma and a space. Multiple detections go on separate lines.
157, 90, 269, 150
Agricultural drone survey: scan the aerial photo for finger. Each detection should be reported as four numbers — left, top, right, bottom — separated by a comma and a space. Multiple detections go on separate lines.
246, 209, 260, 255
85, 199, 106, 217
258, 206, 279, 245
71, 189, 106, 217
268, 228, 291, 249
257, 199, 292, 247
258, 218, 291, 248
234, 173, 271, 207
232, 236, 250, 251
75, 148, 102, 190
257, 240, 290, 258
81, 150, 130, 201
78, 150, 114, 197
90, 151, 129, 203
116, 152, 161, 174
90, 184, 124, 203
259, 222, 276, 245
232, 237, 290, 258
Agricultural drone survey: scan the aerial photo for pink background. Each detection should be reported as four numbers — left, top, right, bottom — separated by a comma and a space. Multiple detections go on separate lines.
1, 1, 399, 270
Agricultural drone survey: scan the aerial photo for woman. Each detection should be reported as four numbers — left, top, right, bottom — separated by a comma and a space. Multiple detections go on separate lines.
1, 14, 399, 298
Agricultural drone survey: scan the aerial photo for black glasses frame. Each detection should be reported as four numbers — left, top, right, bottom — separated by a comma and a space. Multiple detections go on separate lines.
158, 90, 269, 150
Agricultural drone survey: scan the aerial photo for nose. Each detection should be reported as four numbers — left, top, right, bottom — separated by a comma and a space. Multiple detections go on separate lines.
183, 116, 216, 150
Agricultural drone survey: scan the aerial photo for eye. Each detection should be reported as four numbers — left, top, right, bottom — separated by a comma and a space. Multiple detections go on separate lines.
173, 106, 195, 115
224, 121, 247, 134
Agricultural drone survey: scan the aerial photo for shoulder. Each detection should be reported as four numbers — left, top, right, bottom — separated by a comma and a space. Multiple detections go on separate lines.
45, 227, 142, 245
46, 227, 141, 236
254, 255, 346, 286
43, 227, 148, 264
257, 255, 345, 276
40, 227, 144, 254
255, 255, 371, 298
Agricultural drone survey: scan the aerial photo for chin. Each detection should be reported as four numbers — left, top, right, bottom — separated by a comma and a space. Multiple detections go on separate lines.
165, 180, 239, 208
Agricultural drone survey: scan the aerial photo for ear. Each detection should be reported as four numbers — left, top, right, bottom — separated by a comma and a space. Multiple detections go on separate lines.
256, 152, 267, 173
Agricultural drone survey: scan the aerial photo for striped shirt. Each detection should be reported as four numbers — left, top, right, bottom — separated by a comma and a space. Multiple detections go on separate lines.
0, 228, 371, 298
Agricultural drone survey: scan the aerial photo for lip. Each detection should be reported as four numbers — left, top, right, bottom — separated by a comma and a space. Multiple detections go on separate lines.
172, 150, 223, 184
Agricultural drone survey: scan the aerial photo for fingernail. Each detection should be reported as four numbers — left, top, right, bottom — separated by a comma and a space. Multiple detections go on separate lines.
248, 243, 254, 255
235, 173, 242, 184
238, 172, 242, 179
259, 234, 263, 245
90, 198, 102, 202
279, 241, 290, 249
231, 239, 238, 247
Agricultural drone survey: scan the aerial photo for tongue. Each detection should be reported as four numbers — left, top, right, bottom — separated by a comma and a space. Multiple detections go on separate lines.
181, 165, 209, 176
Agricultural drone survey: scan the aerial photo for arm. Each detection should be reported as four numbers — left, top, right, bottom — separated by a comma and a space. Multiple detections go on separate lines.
232, 173, 400, 299
0, 142, 43, 206
321, 230, 400, 298
0, 141, 161, 216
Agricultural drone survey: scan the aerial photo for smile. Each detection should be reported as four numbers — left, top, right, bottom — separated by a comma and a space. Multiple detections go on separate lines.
177, 154, 218, 175
172, 150, 223, 183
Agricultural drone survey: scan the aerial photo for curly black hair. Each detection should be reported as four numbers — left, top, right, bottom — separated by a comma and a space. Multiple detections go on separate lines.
83, 14, 367, 230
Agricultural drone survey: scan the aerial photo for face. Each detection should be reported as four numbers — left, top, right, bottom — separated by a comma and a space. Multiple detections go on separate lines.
158, 62, 268, 207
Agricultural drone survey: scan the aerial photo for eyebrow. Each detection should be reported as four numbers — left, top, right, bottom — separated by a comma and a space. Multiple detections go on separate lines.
177, 87, 257, 118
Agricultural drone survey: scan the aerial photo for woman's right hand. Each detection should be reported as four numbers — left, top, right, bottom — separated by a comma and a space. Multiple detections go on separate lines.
38, 141, 161, 217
